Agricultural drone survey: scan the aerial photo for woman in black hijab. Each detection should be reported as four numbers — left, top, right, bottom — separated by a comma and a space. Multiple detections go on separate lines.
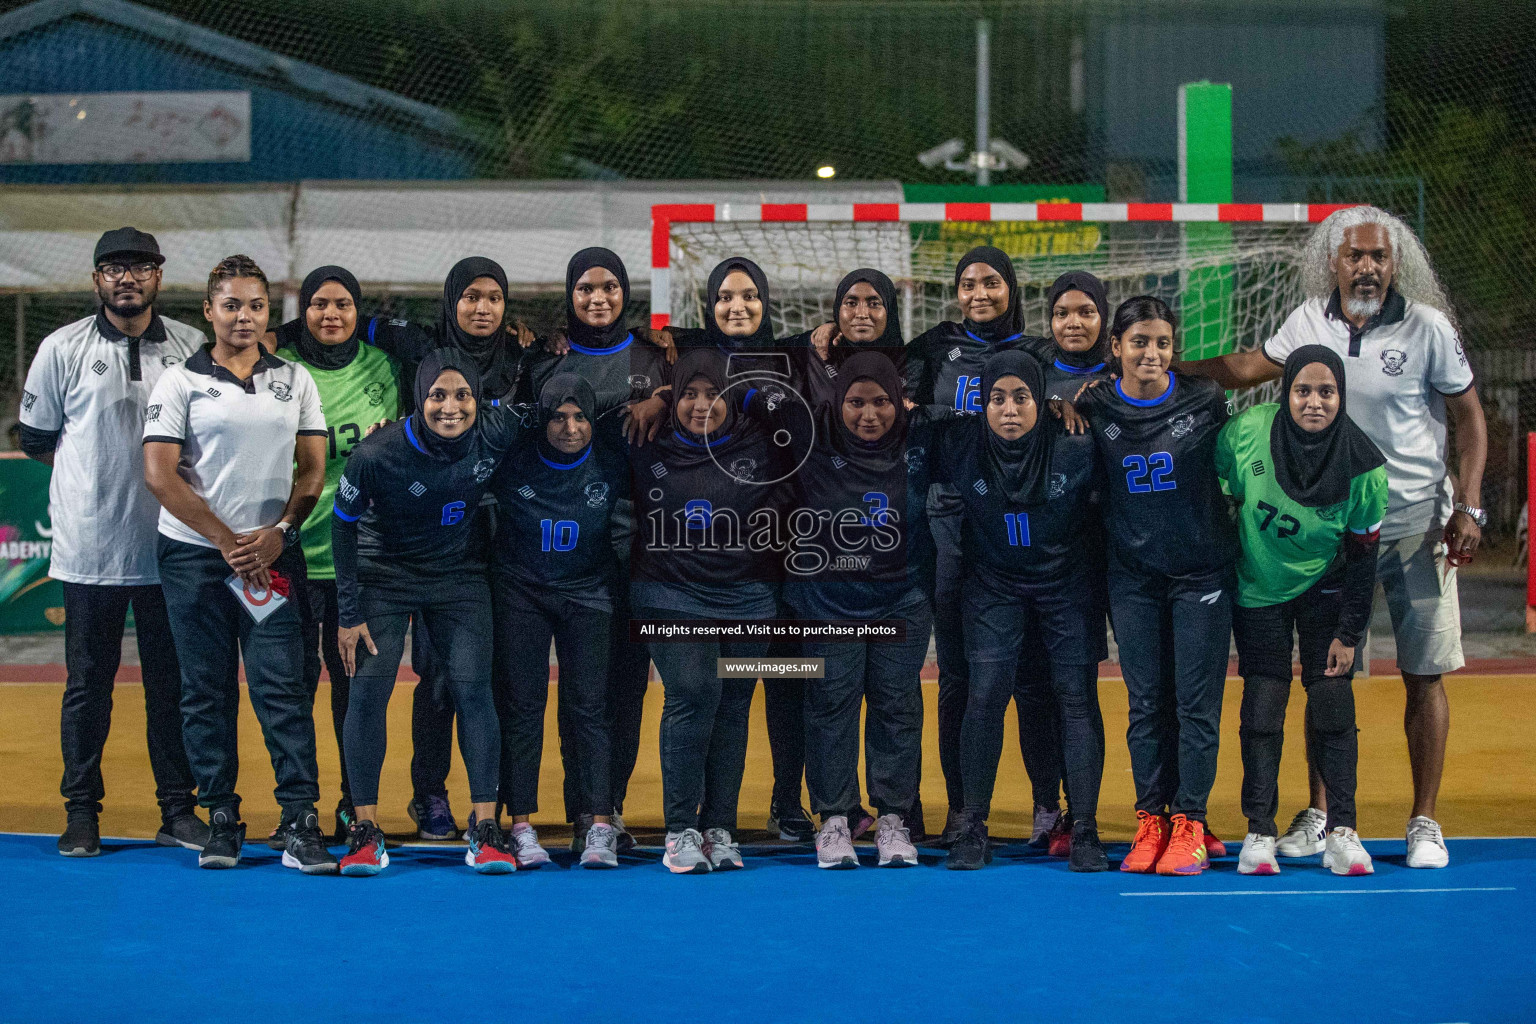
931, 349, 1107, 871
790, 268, 906, 414
1038, 270, 1111, 400
743, 350, 930, 868
628, 347, 788, 875
488, 371, 631, 869
330, 349, 522, 875
1216, 345, 1388, 877
635, 256, 813, 842
902, 244, 1046, 848
512, 247, 667, 855
270, 265, 405, 841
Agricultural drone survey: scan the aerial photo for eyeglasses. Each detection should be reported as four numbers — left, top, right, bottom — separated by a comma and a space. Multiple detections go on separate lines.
97, 262, 159, 281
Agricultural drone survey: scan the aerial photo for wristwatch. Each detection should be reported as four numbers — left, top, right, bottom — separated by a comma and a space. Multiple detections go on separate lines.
276, 521, 300, 549
1453, 503, 1488, 528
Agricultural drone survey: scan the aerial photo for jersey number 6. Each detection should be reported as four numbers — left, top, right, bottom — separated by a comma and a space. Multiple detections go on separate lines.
1124, 452, 1176, 493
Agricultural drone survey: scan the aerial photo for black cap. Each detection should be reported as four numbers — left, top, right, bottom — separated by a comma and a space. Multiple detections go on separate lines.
93, 227, 164, 267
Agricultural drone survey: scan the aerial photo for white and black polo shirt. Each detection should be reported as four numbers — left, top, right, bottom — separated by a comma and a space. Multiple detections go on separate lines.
19, 311, 204, 585
1263, 288, 1474, 541
143, 344, 326, 549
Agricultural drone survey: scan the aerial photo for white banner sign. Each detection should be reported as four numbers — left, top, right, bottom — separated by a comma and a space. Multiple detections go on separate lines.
0, 91, 251, 165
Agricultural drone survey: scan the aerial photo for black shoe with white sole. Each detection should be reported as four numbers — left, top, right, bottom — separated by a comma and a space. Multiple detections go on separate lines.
282, 811, 339, 875
155, 813, 210, 851
58, 815, 100, 857
199, 808, 246, 869
768, 801, 816, 842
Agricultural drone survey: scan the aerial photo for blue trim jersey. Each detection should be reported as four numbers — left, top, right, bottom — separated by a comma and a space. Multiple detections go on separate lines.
1077, 372, 1239, 577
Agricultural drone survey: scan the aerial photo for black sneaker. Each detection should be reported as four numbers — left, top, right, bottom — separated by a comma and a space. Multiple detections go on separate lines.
267, 819, 292, 851
333, 801, 357, 845
57, 814, 100, 857
613, 812, 636, 855
932, 808, 967, 850
946, 817, 992, 870
155, 812, 210, 851
1068, 821, 1108, 873
281, 811, 339, 875
768, 801, 816, 842
570, 812, 594, 853
199, 808, 245, 869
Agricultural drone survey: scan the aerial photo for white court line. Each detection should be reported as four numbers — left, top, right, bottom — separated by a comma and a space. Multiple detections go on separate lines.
1120, 886, 1515, 897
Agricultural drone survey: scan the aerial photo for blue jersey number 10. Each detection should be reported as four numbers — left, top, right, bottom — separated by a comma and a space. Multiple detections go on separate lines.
1124, 452, 1176, 493
540, 519, 579, 552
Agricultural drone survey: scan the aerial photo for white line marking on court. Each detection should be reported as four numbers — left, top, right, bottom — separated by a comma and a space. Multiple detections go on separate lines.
1120, 887, 1514, 897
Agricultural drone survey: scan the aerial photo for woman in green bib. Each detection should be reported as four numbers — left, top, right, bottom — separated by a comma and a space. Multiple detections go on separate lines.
1216, 345, 1387, 877
274, 266, 401, 841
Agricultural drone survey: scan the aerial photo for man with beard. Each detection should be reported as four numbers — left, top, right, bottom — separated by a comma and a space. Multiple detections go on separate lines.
1184, 206, 1485, 869
19, 228, 208, 857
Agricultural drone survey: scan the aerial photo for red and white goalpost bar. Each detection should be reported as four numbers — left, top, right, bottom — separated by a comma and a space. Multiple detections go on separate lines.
649, 201, 1356, 329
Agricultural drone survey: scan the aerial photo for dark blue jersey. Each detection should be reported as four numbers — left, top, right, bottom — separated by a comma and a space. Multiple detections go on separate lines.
331, 408, 518, 626
745, 387, 930, 619
932, 415, 1098, 587
489, 437, 630, 610
1077, 372, 1239, 577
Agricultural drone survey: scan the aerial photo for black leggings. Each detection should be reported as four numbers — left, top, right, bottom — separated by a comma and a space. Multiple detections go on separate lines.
344, 577, 500, 808
1233, 577, 1358, 834
1109, 561, 1232, 823
299, 578, 352, 804
640, 605, 762, 835
962, 579, 1105, 827
493, 575, 613, 817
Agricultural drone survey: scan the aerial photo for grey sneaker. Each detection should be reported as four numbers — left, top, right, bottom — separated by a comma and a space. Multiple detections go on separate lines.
570, 812, 594, 853
816, 815, 858, 869
1028, 805, 1062, 848
580, 823, 619, 869
663, 828, 711, 874
510, 823, 552, 869
703, 827, 744, 871
612, 812, 636, 854
1276, 807, 1328, 857
875, 814, 918, 867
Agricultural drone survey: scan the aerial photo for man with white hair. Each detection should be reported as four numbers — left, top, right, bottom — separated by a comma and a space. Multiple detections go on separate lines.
1188, 205, 1486, 869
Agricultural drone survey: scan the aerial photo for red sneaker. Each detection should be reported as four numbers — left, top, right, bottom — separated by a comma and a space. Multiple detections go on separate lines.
1046, 812, 1073, 858
1155, 814, 1209, 876
465, 817, 517, 874
1120, 810, 1170, 873
1203, 825, 1227, 858
339, 820, 389, 877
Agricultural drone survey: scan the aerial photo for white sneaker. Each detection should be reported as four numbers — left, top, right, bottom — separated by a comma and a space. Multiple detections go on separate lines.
703, 827, 743, 871
663, 829, 711, 874
1275, 807, 1328, 857
1237, 833, 1281, 875
816, 815, 858, 869
1406, 815, 1449, 869
509, 823, 552, 868
580, 822, 619, 869
875, 814, 918, 867
1322, 826, 1374, 876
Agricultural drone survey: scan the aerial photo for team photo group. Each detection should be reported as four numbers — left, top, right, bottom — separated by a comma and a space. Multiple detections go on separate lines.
20, 203, 1485, 881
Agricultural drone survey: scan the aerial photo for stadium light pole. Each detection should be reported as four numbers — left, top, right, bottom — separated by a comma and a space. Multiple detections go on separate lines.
916, 18, 1028, 184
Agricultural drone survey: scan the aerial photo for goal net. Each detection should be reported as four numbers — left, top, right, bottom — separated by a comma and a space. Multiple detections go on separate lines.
655, 202, 1353, 408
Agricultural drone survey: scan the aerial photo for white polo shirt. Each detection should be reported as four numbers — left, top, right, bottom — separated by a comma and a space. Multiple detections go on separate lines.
1263, 288, 1474, 541
143, 344, 326, 549
19, 311, 205, 585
